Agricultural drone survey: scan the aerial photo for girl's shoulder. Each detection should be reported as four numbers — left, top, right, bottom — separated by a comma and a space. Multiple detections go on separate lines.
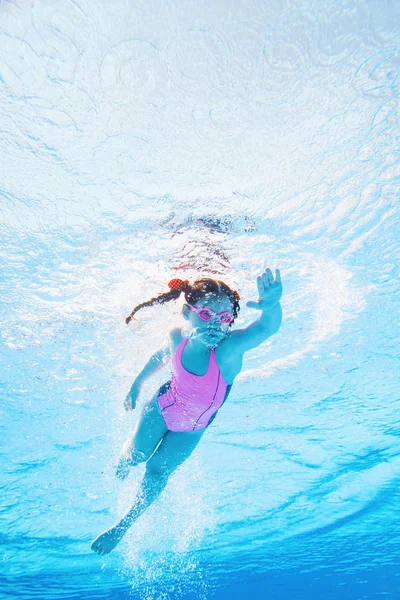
215, 333, 244, 384
168, 327, 183, 354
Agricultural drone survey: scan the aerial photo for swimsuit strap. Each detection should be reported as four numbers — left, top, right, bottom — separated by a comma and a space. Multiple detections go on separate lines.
175, 337, 218, 378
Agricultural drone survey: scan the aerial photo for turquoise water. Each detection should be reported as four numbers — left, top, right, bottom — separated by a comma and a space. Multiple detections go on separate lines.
1, 0, 399, 598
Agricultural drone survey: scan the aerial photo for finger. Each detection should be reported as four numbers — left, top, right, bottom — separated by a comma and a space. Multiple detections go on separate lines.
275, 268, 281, 283
246, 300, 261, 310
256, 276, 264, 296
266, 268, 274, 285
261, 272, 270, 287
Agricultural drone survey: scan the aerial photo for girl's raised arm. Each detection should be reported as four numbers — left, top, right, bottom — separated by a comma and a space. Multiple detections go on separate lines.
228, 268, 282, 356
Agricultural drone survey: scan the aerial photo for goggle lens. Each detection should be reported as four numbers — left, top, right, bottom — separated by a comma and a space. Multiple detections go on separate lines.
186, 302, 234, 324
198, 308, 233, 323
220, 312, 233, 324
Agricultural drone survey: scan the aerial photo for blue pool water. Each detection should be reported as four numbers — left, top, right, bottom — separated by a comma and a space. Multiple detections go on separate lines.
1, 0, 399, 598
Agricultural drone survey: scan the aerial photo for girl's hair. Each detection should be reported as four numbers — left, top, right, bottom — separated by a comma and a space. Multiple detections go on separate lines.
126, 278, 240, 325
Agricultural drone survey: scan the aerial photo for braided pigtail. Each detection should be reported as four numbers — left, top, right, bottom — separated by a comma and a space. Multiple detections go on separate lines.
231, 289, 241, 321
125, 279, 191, 325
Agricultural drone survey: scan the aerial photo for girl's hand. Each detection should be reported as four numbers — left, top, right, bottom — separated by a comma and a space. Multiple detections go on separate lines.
246, 268, 282, 311
123, 385, 140, 412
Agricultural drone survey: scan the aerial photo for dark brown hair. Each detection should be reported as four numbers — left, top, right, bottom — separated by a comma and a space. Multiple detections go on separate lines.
125, 278, 240, 325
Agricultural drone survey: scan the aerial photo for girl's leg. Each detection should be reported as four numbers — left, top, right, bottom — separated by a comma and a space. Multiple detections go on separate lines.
116, 386, 169, 480
91, 428, 205, 555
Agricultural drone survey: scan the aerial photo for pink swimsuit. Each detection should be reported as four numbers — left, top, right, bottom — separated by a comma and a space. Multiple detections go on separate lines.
157, 338, 232, 432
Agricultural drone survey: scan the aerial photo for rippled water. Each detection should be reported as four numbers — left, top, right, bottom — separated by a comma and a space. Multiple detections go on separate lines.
1, 0, 399, 598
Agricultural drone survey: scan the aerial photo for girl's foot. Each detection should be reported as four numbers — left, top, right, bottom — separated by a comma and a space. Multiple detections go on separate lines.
91, 526, 124, 555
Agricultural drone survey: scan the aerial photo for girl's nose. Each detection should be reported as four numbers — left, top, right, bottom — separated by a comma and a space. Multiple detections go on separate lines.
208, 320, 223, 331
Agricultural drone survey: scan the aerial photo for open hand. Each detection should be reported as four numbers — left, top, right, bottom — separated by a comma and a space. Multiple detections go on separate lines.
123, 385, 140, 411
91, 526, 124, 555
246, 268, 282, 311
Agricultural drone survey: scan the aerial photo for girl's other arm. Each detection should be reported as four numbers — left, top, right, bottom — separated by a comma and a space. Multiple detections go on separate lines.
124, 347, 171, 411
132, 346, 171, 390
124, 330, 175, 411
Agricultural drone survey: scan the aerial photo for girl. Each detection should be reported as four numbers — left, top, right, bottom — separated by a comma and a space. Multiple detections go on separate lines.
91, 268, 282, 555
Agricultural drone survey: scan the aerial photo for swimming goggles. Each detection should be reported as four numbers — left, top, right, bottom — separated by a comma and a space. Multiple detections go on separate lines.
186, 302, 234, 324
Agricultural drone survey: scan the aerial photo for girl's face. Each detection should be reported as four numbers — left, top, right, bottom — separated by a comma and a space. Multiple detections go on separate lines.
183, 294, 233, 348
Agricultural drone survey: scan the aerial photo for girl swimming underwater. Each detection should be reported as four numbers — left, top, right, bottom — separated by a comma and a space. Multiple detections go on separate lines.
91, 268, 282, 555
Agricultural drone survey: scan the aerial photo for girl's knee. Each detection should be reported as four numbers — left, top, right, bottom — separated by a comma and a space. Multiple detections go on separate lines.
124, 443, 148, 465
145, 460, 169, 482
